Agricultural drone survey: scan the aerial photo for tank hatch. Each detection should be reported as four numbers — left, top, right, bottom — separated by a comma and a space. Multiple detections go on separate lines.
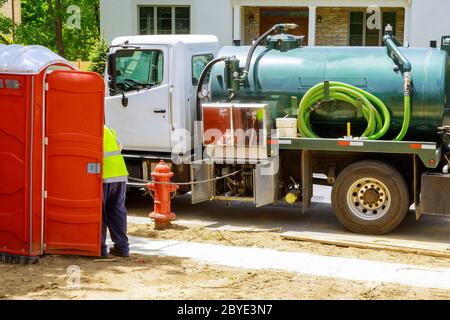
267, 33, 304, 52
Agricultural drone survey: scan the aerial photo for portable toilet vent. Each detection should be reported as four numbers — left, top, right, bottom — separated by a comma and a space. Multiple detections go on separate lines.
0, 45, 104, 263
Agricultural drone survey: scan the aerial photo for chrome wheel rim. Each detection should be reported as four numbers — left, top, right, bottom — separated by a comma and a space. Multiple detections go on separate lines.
346, 177, 391, 221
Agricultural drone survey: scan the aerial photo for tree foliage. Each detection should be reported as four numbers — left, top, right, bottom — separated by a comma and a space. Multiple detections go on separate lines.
14, 0, 100, 60
88, 37, 108, 75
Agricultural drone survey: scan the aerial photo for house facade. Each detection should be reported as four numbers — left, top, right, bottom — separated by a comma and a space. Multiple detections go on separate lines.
0, 0, 21, 23
100, 0, 450, 48
0, 0, 20, 42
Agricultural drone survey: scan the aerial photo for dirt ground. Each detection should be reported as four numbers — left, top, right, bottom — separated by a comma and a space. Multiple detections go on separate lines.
1, 222, 450, 300
1, 253, 450, 300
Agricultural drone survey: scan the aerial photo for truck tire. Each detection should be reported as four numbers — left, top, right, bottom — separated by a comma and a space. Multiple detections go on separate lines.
331, 160, 409, 235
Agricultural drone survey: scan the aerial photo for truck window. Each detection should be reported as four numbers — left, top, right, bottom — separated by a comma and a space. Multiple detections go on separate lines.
115, 50, 164, 92
192, 54, 214, 86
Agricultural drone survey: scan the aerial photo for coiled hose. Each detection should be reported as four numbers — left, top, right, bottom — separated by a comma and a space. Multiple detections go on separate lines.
297, 81, 410, 141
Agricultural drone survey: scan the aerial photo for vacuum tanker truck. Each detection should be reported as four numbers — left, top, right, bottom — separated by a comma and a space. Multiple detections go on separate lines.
105, 24, 450, 235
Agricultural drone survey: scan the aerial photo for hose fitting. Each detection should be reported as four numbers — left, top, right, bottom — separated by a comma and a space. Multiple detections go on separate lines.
403, 72, 412, 96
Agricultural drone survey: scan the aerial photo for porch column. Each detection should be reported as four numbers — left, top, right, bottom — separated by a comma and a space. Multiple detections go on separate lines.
308, 6, 317, 46
403, 5, 411, 45
233, 5, 242, 45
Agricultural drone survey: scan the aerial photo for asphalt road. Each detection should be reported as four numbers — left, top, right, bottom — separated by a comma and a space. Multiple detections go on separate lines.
126, 184, 450, 245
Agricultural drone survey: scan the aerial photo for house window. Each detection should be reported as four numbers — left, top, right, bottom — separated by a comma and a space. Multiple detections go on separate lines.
175, 7, 190, 34
139, 6, 190, 35
140, 7, 154, 34
349, 11, 397, 46
349, 12, 364, 46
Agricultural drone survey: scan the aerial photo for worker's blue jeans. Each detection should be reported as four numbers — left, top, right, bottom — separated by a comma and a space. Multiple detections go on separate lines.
102, 181, 129, 256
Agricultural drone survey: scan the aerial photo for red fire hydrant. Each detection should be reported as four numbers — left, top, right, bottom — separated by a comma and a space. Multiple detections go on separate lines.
147, 161, 178, 229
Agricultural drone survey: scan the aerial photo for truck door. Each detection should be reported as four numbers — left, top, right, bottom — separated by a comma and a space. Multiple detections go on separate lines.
105, 47, 171, 152
44, 70, 104, 256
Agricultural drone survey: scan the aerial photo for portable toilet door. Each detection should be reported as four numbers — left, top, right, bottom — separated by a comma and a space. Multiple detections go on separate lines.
43, 70, 104, 257
0, 45, 104, 261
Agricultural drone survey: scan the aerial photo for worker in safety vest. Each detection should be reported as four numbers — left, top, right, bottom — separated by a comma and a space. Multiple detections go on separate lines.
102, 125, 130, 257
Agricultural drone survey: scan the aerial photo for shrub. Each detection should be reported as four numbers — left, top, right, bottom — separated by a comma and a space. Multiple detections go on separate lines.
89, 38, 108, 75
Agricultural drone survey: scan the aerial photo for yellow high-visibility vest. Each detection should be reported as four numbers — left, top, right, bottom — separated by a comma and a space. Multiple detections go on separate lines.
103, 126, 129, 181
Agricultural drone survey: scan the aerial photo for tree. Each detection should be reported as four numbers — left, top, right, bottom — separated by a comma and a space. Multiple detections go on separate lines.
16, 0, 100, 60
46, 0, 64, 56
88, 37, 108, 75
15, 0, 55, 48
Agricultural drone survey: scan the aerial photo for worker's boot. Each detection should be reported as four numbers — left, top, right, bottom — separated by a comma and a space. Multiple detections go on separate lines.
101, 245, 108, 257
109, 246, 129, 258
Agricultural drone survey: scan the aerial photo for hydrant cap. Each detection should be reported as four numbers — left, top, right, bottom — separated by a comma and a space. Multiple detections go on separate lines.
154, 160, 172, 174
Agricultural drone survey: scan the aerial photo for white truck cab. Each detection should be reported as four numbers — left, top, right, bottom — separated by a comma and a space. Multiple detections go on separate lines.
105, 35, 219, 154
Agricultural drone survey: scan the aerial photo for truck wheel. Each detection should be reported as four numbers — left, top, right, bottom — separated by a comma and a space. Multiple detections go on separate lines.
331, 160, 409, 235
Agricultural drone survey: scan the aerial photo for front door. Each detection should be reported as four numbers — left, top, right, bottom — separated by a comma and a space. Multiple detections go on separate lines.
259, 7, 309, 45
105, 46, 171, 152
44, 70, 104, 256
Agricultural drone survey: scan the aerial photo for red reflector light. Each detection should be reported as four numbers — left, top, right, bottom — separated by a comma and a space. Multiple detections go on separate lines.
429, 159, 436, 165
338, 140, 351, 146
410, 144, 422, 149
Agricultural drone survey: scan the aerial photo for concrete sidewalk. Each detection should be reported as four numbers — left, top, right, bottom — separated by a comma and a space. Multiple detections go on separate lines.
116, 236, 450, 291
126, 185, 450, 245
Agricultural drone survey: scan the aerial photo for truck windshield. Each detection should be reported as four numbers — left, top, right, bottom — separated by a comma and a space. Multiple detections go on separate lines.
115, 50, 164, 92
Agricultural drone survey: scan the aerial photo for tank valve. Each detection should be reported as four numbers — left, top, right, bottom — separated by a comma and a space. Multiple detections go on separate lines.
385, 24, 393, 35
327, 165, 336, 185
284, 177, 301, 204
224, 56, 242, 98
443, 153, 450, 174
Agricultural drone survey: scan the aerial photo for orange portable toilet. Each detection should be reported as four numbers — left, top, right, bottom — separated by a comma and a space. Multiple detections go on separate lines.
0, 45, 104, 263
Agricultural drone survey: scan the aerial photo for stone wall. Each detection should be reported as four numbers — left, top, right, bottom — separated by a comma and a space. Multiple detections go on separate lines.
396, 8, 405, 44
316, 7, 349, 46
316, 7, 405, 46
243, 7, 260, 45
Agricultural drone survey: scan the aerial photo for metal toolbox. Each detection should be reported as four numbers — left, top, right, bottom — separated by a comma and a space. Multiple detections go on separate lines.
202, 103, 272, 160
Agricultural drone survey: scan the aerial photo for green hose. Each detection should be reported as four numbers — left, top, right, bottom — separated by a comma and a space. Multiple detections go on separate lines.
394, 95, 411, 141
297, 81, 410, 141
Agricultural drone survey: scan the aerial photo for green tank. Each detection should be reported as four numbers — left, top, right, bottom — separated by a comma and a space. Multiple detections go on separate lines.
209, 40, 450, 141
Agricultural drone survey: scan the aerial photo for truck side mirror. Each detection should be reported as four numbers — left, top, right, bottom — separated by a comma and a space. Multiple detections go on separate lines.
107, 52, 117, 77
107, 53, 117, 92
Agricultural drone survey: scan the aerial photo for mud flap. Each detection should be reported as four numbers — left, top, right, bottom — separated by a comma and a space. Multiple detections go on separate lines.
191, 160, 213, 204
420, 173, 450, 215
254, 157, 279, 207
